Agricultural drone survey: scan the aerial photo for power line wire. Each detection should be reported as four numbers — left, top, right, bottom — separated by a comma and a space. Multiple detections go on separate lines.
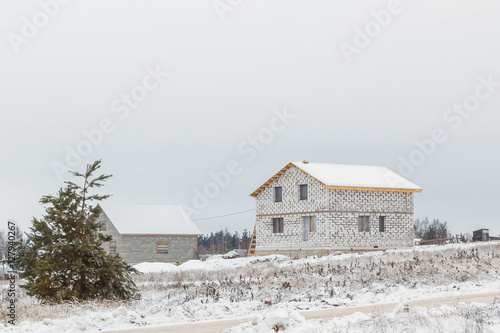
193, 208, 255, 221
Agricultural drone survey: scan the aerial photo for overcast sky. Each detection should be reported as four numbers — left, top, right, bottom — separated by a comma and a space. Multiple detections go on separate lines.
1, 0, 499, 237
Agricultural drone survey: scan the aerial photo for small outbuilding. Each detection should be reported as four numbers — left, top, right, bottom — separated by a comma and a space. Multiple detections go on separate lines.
97, 204, 202, 265
473, 229, 490, 242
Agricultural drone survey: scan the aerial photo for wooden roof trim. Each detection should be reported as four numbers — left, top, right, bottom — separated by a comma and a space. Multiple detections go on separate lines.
249, 162, 327, 197
249, 162, 423, 197
250, 163, 293, 197
326, 186, 423, 193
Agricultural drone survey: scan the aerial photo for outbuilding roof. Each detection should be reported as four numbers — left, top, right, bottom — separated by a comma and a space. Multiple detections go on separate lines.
250, 161, 422, 197
98, 204, 202, 235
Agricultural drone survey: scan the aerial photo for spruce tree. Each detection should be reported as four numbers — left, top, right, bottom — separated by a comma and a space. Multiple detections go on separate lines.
17, 160, 139, 302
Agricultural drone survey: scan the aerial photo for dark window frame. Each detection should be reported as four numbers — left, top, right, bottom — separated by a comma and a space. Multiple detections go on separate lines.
358, 216, 370, 232
299, 184, 308, 200
274, 186, 282, 202
272, 218, 284, 234
379, 216, 385, 232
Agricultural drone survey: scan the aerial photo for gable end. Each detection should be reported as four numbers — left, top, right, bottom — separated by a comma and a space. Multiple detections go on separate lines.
250, 163, 326, 197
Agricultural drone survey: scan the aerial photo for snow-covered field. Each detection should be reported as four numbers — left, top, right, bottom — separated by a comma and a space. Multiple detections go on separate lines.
228, 303, 500, 333
1, 241, 500, 332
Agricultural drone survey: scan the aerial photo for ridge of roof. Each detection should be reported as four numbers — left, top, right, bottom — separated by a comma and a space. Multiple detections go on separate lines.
250, 161, 422, 197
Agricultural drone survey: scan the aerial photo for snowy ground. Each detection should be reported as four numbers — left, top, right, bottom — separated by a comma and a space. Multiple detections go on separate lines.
1, 241, 500, 332
228, 302, 500, 333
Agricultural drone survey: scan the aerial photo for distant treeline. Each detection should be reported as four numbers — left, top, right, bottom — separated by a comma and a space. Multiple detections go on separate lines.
414, 217, 449, 240
197, 229, 252, 255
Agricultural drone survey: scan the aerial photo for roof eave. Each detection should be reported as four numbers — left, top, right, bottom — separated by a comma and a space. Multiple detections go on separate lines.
249, 162, 294, 197
250, 162, 423, 197
326, 186, 423, 193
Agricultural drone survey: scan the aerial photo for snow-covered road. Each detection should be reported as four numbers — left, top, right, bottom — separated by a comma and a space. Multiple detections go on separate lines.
103, 291, 500, 333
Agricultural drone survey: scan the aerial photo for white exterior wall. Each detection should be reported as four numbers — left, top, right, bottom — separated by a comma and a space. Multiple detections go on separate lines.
255, 165, 414, 255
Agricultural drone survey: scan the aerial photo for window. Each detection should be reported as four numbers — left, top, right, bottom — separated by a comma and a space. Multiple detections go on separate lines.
272, 218, 284, 233
379, 216, 385, 232
274, 187, 282, 202
157, 241, 169, 254
109, 241, 116, 254
99, 221, 106, 231
299, 184, 308, 200
358, 216, 370, 232
303, 216, 317, 233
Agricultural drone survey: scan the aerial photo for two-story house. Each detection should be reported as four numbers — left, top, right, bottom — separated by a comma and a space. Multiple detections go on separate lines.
250, 161, 422, 257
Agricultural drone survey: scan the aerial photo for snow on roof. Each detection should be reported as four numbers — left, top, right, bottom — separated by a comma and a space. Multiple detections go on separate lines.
250, 161, 422, 197
292, 161, 422, 190
98, 204, 202, 235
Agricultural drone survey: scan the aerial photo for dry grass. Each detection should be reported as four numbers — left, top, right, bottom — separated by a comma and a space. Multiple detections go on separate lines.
1, 242, 499, 324
0, 282, 124, 323
135, 243, 500, 306
341, 303, 500, 333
